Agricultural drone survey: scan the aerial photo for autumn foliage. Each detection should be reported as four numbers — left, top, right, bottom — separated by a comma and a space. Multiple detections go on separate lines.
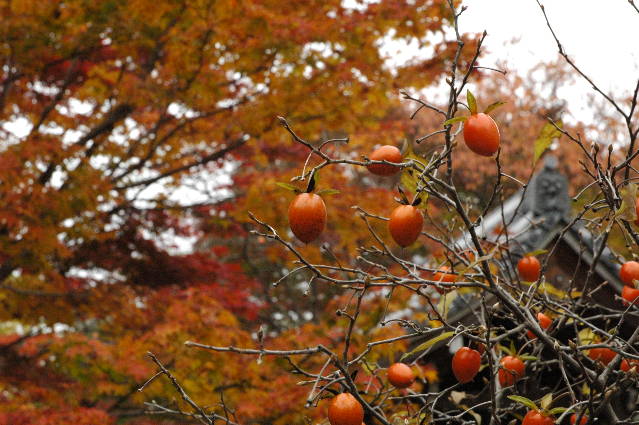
0, 0, 475, 423
2, 0, 639, 424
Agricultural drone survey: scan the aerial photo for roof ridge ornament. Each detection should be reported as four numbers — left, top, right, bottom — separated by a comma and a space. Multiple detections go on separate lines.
528, 154, 570, 221
510, 155, 570, 255
542, 154, 559, 171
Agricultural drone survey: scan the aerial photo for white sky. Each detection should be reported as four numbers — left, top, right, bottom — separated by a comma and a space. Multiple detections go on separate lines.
378, 0, 639, 136
463, 0, 639, 109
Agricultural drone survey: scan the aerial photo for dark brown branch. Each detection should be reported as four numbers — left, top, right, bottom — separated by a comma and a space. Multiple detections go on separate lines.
38, 103, 134, 186
115, 136, 246, 190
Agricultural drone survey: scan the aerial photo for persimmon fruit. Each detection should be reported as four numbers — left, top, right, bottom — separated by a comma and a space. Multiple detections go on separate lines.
459, 250, 476, 263
522, 410, 554, 425
288, 193, 327, 243
367, 145, 402, 176
537, 312, 552, 329
431, 266, 456, 294
387, 362, 415, 389
620, 261, 639, 286
498, 355, 525, 386
327, 393, 364, 425
518, 256, 541, 282
620, 358, 639, 372
463, 113, 500, 156
433, 266, 456, 283
622, 285, 639, 305
527, 312, 552, 339
588, 347, 616, 365
570, 414, 588, 425
451, 347, 481, 384
388, 205, 423, 247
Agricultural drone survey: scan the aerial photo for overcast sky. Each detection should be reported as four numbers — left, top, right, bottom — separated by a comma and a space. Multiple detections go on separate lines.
463, 0, 639, 106
376, 0, 638, 133
379, 1, 638, 125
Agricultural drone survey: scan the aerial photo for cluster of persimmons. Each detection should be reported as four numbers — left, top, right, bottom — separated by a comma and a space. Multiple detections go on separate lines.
284, 106, 639, 425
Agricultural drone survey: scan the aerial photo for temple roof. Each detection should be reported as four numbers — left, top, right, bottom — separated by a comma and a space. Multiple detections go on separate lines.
453, 155, 624, 292
442, 155, 625, 329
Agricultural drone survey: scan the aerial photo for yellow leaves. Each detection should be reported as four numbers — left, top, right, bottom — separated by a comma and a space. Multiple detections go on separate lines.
539, 392, 553, 410
390, 411, 411, 425
617, 183, 638, 222
419, 362, 439, 383
520, 280, 582, 299
127, 0, 176, 28
400, 139, 429, 209
577, 328, 596, 346
533, 121, 563, 164
9, 0, 55, 15
429, 319, 444, 328
437, 289, 458, 320
0, 0, 494, 422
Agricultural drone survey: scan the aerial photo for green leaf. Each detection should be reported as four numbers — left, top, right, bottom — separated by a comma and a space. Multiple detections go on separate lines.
401, 331, 455, 361
401, 168, 418, 195
496, 344, 511, 355
419, 192, 429, 209
533, 121, 562, 164
524, 249, 548, 257
519, 355, 538, 361
443, 116, 467, 126
507, 395, 538, 411
539, 392, 553, 410
316, 188, 340, 196
400, 140, 420, 192
616, 183, 638, 221
275, 182, 300, 192
467, 90, 477, 115
548, 407, 568, 415
399, 141, 430, 210
484, 101, 506, 114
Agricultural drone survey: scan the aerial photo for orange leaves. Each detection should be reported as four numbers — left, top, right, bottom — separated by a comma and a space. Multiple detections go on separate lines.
0, 0, 471, 423
0, 407, 114, 425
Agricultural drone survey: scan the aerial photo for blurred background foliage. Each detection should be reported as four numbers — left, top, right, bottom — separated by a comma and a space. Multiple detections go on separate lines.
0, 0, 631, 423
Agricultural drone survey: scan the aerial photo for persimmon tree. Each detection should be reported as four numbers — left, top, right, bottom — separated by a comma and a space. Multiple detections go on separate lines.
0, 0, 479, 423
138, 1, 639, 424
